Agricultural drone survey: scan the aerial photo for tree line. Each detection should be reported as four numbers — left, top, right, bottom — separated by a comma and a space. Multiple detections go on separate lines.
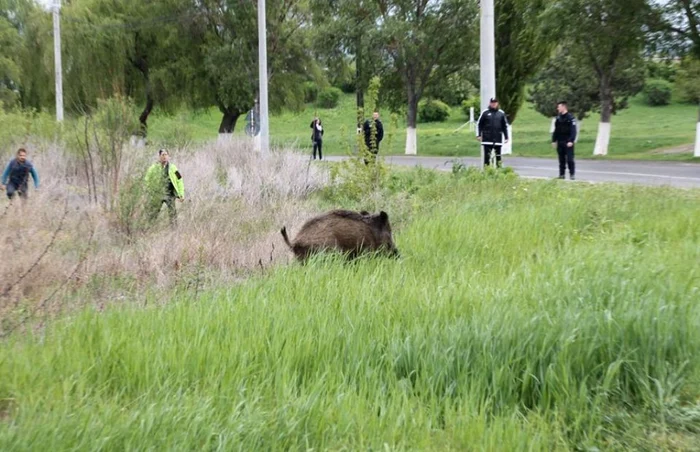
1, 0, 698, 155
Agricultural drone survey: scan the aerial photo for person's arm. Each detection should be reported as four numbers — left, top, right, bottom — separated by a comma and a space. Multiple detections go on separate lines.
501, 112, 509, 141
1, 161, 11, 185
377, 121, 384, 141
29, 166, 39, 188
173, 164, 184, 199
569, 115, 577, 144
476, 110, 485, 138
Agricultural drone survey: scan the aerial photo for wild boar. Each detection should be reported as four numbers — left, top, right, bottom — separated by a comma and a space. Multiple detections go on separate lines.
280, 209, 400, 262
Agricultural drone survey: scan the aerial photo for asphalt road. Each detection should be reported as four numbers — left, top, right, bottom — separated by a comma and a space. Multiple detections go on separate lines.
323, 155, 700, 189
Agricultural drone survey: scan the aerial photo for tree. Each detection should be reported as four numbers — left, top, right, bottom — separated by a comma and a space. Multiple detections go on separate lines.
528, 45, 645, 138
376, 0, 478, 155
657, 0, 700, 58
309, 0, 384, 109
197, 0, 315, 135
0, 6, 22, 108
548, 0, 652, 155
494, 0, 554, 124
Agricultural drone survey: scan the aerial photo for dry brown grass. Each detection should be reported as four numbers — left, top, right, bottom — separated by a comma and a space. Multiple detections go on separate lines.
0, 137, 330, 335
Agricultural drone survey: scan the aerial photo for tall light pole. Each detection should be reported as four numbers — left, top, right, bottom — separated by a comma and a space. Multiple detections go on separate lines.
257, 0, 269, 153
53, 0, 64, 122
479, 0, 496, 169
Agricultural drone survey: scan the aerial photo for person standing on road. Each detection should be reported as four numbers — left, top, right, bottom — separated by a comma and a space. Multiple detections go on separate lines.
310, 116, 324, 160
551, 101, 578, 180
1, 148, 40, 202
476, 97, 509, 168
363, 111, 384, 164
145, 149, 184, 226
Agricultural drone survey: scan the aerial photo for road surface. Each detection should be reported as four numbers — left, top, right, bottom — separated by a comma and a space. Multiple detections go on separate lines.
323, 155, 700, 189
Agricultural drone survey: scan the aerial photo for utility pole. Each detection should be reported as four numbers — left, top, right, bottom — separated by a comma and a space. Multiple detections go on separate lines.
479, 0, 496, 169
257, 0, 269, 153
53, 0, 64, 122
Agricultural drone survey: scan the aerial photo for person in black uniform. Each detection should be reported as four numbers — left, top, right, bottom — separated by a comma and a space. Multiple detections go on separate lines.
476, 97, 509, 167
551, 101, 578, 180
310, 116, 324, 160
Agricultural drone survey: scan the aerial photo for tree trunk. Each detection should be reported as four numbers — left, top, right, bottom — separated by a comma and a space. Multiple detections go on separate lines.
593, 78, 613, 156
405, 90, 418, 155
218, 108, 241, 134
130, 34, 152, 138
355, 36, 364, 109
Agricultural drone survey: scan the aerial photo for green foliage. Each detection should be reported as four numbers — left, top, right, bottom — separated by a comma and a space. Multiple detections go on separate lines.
317, 87, 343, 109
643, 79, 673, 106
423, 71, 477, 106
418, 99, 450, 123
675, 57, 700, 104
645, 59, 678, 82
303, 82, 319, 103
529, 46, 645, 120
494, 0, 555, 123
461, 96, 481, 118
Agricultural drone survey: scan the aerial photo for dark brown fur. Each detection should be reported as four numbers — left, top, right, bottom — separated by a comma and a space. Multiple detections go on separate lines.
281, 209, 399, 262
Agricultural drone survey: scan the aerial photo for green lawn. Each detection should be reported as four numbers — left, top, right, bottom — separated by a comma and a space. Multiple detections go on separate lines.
2, 169, 700, 450
148, 93, 700, 161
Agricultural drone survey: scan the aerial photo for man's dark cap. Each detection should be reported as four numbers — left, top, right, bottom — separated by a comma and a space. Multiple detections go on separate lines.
489, 97, 498, 103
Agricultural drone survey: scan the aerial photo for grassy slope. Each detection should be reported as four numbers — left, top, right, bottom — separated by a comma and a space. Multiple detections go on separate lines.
148, 94, 700, 161
2, 169, 700, 450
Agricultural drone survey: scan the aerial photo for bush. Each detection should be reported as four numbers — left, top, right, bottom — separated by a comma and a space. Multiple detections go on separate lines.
643, 79, 673, 106
645, 59, 677, 82
418, 99, 450, 123
461, 97, 481, 118
303, 82, 319, 103
675, 58, 700, 104
316, 87, 342, 109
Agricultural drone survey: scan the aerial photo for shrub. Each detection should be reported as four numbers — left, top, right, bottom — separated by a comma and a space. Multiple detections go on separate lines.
303, 82, 318, 103
675, 58, 700, 104
418, 99, 450, 123
461, 96, 481, 118
317, 87, 343, 109
643, 79, 673, 106
645, 59, 678, 82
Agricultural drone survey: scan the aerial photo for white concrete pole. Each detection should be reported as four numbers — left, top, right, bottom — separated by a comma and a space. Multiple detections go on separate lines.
53, 0, 64, 122
257, 0, 269, 153
480, 0, 496, 169
695, 104, 700, 158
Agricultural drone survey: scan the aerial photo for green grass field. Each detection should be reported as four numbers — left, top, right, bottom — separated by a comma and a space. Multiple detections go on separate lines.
148, 93, 700, 161
2, 168, 700, 450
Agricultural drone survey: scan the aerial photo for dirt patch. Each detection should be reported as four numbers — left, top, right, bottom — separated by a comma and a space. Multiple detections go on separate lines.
649, 144, 694, 155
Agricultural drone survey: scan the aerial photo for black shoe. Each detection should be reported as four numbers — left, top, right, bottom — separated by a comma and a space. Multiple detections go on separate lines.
558, 175, 565, 179
570, 175, 575, 180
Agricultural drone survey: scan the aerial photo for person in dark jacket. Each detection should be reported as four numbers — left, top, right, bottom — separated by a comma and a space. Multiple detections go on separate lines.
310, 117, 324, 160
1, 148, 40, 201
476, 97, 509, 167
363, 111, 384, 163
551, 101, 578, 180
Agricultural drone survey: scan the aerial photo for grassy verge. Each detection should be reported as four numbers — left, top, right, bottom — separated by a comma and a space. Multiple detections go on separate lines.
2, 166, 699, 450
146, 94, 700, 162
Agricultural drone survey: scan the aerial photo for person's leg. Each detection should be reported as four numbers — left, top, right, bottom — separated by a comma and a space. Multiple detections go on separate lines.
312, 140, 318, 159
557, 142, 566, 178
567, 145, 576, 179
6, 183, 16, 200
483, 145, 493, 166
148, 199, 163, 223
494, 145, 502, 167
318, 139, 323, 160
166, 197, 177, 226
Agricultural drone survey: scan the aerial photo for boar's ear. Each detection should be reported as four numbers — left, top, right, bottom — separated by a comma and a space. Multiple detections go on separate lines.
378, 211, 389, 224
360, 210, 370, 216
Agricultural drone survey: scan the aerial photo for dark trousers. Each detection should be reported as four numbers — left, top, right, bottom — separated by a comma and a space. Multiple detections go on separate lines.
150, 196, 177, 226
557, 141, 575, 176
313, 139, 323, 160
483, 145, 502, 167
6, 182, 28, 200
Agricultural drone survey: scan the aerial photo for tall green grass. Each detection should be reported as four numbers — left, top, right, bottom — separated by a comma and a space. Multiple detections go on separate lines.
2, 171, 700, 450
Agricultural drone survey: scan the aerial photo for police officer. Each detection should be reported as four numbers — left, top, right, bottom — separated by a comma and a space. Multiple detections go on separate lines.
551, 101, 578, 180
476, 97, 509, 167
